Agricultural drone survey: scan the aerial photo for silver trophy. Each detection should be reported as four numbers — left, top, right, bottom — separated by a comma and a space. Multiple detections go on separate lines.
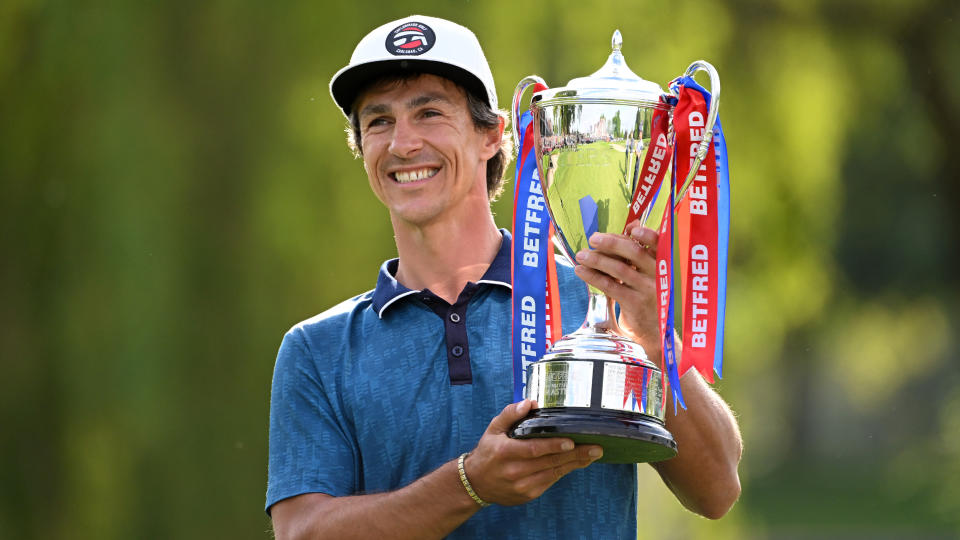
509, 30, 720, 463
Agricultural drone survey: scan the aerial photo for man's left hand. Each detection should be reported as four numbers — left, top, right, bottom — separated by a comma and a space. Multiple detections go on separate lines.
573, 221, 660, 356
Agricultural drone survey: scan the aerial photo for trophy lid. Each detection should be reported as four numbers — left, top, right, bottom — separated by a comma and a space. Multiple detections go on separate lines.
535, 30, 666, 105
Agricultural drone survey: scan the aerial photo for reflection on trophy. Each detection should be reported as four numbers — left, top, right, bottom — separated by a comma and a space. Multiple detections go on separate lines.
509, 31, 721, 463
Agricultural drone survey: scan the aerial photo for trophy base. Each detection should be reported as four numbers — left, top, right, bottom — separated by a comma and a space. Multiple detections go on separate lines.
511, 408, 677, 463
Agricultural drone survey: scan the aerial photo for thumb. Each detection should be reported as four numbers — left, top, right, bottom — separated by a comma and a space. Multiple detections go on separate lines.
487, 399, 534, 435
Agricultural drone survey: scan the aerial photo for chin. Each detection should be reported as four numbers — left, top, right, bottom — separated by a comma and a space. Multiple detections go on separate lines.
391, 206, 445, 227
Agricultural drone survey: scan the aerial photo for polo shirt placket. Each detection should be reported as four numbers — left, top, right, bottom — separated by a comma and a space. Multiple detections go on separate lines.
420, 284, 478, 385
371, 232, 513, 387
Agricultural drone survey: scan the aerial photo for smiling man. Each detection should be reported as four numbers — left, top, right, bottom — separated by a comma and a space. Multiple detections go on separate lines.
266, 15, 742, 539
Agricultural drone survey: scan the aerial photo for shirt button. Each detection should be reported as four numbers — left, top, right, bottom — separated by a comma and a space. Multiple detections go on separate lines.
451, 345, 464, 357
449, 313, 461, 323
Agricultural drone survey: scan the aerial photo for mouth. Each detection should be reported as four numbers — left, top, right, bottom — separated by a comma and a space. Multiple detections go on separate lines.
390, 167, 440, 184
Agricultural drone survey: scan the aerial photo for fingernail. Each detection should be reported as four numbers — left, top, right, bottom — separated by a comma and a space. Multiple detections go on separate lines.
516, 401, 528, 414
589, 233, 602, 246
589, 447, 603, 458
561, 441, 574, 451
575, 251, 587, 262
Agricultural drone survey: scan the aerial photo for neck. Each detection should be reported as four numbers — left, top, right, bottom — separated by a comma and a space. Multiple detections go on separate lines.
392, 212, 502, 304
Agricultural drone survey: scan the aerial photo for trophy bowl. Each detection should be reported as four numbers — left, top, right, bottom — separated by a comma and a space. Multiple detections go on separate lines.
509, 31, 720, 463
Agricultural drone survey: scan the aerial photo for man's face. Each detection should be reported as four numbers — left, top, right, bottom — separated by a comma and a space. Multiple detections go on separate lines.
354, 74, 502, 227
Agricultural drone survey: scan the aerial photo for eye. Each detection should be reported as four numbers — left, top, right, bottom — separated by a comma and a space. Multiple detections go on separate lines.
421, 109, 443, 119
366, 117, 390, 129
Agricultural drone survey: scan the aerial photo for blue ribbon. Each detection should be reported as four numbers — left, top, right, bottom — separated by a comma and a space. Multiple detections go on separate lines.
713, 118, 729, 379
663, 169, 685, 412
512, 111, 553, 402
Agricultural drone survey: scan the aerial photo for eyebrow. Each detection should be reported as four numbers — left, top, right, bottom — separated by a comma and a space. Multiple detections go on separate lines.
358, 92, 452, 119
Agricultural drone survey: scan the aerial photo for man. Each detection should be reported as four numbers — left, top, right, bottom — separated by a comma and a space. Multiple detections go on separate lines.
267, 15, 742, 539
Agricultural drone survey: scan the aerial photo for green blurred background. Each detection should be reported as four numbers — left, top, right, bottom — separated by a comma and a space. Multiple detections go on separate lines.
2, 0, 958, 538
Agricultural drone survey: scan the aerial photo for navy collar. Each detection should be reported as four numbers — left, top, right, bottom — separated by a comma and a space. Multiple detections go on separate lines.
372, 229, 512, 318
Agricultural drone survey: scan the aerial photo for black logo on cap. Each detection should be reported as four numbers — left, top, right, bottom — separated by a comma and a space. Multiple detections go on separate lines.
385, 22, 435, 56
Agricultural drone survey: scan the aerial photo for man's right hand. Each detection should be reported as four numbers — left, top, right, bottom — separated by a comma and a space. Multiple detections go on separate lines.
464, 400, 604, 506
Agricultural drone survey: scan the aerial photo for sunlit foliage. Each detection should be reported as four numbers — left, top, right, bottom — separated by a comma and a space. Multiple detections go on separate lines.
1, 1, 957, 538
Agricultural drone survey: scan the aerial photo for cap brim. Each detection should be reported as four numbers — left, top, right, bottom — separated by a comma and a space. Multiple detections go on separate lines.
330, 59, 489, 117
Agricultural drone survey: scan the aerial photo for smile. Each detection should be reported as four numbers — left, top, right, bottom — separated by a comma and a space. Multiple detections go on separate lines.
392, 168, 439, 184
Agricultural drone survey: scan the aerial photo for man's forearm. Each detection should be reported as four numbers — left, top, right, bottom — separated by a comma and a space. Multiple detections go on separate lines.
653, 365, 743, 519
272, 459, 480, 540
272, 401, 603, 539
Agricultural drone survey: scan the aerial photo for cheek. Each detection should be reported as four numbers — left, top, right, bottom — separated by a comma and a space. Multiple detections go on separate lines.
360, 141, 380, 176
361, 154, 386, 199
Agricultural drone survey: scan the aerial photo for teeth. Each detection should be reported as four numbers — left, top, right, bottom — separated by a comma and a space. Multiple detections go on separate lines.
394, 168, 438, 183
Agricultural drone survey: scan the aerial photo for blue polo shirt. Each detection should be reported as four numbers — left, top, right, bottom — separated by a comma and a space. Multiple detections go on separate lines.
266, 230, 638, 538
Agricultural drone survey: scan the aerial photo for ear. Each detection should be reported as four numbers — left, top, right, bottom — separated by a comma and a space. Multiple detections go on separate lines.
480, 116, 505, 161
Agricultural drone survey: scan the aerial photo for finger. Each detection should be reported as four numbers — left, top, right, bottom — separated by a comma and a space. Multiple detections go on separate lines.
497, 447, 578, 482
630, 227, 658, 259
523, 445, 604, 475
487, 399, 534, 435
574, 264, 647, 307
515, 447, 604, 495
501, 436, 577, 460
625, 223, 659, 248
577, 233, 657, 280
508, 450, 580, 480
576, 243, 656, 292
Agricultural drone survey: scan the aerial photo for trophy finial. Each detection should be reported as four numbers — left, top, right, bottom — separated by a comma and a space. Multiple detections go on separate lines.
566, 27, 660, 94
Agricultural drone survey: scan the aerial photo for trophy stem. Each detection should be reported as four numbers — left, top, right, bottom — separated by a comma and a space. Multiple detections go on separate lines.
576, 288, 619, 335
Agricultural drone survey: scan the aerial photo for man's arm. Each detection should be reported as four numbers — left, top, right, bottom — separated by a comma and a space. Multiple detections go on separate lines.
271, 464, 474, 540
573, 222, 742, 519
655, 355, 742, 519
270, 400, 603, 540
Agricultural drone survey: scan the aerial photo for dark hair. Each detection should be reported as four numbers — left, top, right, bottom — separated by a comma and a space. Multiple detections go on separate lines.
346, 73, 513, 201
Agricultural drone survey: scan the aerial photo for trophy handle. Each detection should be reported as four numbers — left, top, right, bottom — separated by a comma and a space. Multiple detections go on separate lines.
512, 76, 565, 258
674, 60, 721, 205
511, 75, 548, 157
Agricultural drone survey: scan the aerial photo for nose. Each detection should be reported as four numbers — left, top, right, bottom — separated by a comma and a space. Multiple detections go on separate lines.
388, 118, 423, 158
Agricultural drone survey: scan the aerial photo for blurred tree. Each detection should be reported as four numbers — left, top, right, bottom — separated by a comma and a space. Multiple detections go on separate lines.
0, 0, 956, 538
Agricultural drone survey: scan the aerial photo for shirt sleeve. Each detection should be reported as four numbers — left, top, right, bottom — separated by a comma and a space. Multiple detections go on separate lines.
265, 326, 358, 514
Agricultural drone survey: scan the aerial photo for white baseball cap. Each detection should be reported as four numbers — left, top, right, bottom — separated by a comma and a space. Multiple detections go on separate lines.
329, 15, 498, 117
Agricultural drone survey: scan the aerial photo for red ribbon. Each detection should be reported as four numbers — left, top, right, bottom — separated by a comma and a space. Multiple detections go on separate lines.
674, 84, 720, 383
544, 222, 562, 349
624, 107, 671, 229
